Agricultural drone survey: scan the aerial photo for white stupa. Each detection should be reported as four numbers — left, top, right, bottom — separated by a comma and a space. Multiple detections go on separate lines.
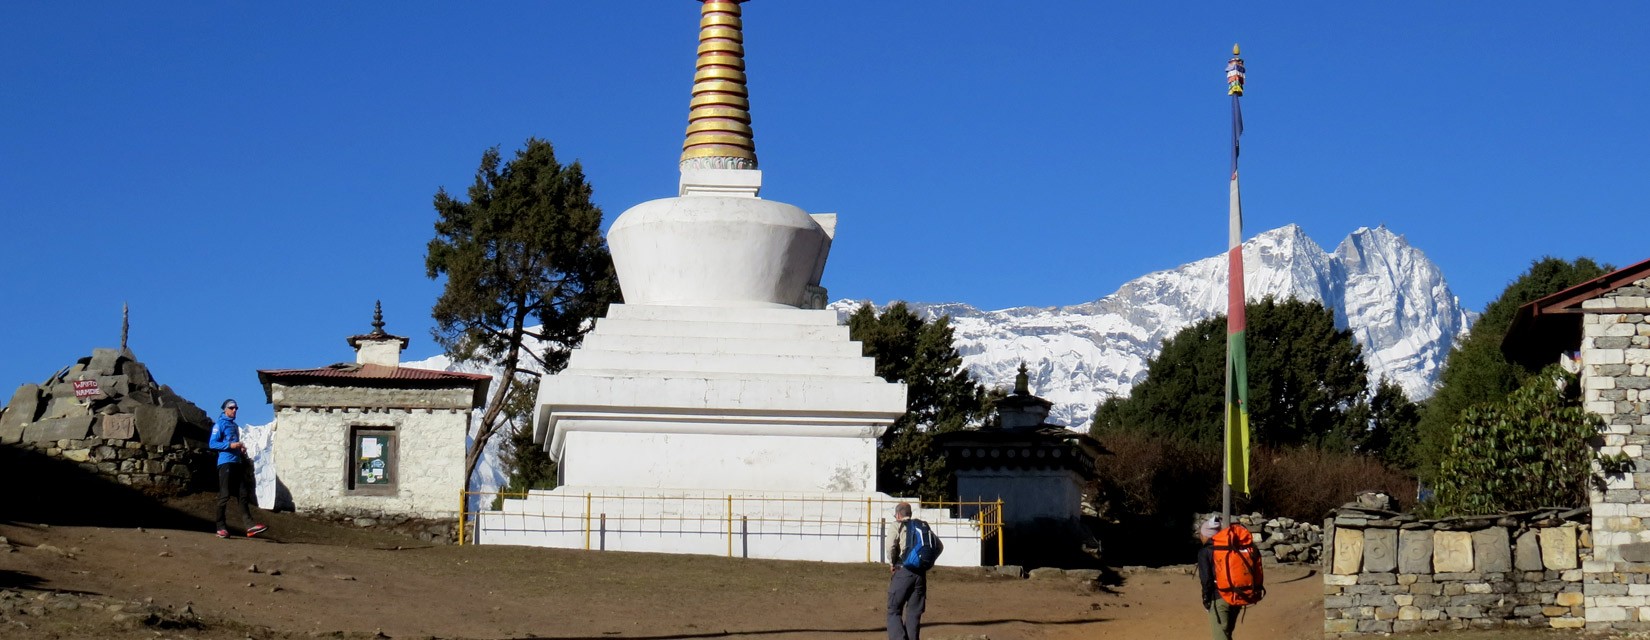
476, 0, 985, 565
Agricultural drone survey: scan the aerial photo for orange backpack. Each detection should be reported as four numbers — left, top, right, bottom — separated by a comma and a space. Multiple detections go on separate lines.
1211, 524, 1266, 606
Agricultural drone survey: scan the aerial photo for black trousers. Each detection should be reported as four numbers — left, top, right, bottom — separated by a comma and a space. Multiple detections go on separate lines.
887, 566, 927, 640
215, 462, 257, 531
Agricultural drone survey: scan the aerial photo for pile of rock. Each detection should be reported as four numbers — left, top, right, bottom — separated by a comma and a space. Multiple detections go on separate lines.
0, 348, 215, 495
1232, 512, 1325, 565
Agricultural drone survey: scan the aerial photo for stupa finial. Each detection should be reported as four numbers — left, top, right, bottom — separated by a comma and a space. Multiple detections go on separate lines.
371, 300, 386, 336
680, 1, 757, 171
1014, 362, 1030, 396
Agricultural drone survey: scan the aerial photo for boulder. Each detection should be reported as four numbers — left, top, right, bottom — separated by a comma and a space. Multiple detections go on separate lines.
87, 348, 124, 376
22, 416, 95, 443
94, 375, 130, 400
133, 405, 179, 446
120, 359, 155, 387
40, 395, 91, 421
0, 384, 43, 431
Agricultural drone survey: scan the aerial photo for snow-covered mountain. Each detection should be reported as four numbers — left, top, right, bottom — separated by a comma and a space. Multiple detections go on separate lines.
831, 224, 1476, 429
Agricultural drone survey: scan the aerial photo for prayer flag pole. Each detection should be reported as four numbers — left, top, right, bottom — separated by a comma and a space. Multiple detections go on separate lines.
1222, 44, 1251, 528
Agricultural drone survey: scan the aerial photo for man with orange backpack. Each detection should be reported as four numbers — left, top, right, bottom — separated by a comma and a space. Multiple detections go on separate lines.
1197, 514, 1264, 639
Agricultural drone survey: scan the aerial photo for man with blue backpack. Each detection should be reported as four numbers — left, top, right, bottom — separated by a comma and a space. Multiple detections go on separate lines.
886, 501, 942, 640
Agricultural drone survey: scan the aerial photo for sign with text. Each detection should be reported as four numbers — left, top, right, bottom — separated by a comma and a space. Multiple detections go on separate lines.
72, 379, 102, 399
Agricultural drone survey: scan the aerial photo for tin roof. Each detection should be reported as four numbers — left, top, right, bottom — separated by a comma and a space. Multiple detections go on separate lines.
1503, 256, 1650, 368
256, 363, 491, 406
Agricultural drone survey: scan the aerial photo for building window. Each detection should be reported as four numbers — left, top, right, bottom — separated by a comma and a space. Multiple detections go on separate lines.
348, 426, 396, 495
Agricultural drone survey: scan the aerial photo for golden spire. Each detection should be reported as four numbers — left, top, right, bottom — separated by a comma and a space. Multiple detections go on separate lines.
680, 1, 757, 170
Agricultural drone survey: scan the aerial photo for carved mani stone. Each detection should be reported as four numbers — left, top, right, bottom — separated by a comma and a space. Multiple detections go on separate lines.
1333, 528, 1364, 574
1398, 529, 1434, 574
1540, 526, 1579, 571
1363, 528, 1398, 573
1472, 527, 1511, 573
1433, 531, 1474, 573
96, 413, 136, 440
1515, 529, 1544, 571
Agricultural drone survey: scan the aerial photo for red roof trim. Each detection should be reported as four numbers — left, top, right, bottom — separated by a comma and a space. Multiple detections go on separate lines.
257, 363, 490, 382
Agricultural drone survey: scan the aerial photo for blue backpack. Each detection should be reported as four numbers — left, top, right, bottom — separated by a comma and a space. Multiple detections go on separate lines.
901, 519, 944, 572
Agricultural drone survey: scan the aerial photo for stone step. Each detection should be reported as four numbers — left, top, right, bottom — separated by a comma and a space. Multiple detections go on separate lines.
541, 372, 907, 416
591, 317, 851, 342
604, 304, 840, 326
567, 349, 875, 378
578, 333, 865, 358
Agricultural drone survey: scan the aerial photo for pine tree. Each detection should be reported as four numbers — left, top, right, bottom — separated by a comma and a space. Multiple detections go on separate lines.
1362, 378, 1421, 470
847, 303, 986, 502
425, 138, 620, 494
1415, 257, 1610, 481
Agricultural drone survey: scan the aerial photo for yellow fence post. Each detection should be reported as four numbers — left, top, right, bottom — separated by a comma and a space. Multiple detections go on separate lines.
583, 492, 592, 550
457, 492, 467, 546
865, 497, 874, 563
996, 498, 1005, 567
726, 495, 734, 557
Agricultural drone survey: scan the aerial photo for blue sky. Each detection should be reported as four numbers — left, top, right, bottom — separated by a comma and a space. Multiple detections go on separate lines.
3, 1, 1646, 426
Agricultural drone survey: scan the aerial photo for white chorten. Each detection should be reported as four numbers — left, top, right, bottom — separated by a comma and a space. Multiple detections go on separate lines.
476, 1, 984, 566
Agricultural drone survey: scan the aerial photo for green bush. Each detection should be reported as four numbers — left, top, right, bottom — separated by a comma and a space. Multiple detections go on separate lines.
1428, 365, 1631, 516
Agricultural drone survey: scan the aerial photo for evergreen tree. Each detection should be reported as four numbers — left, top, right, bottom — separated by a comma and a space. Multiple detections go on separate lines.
1091, 296, 1370, 451
1415, 257, 1610, 480
426, 138, 620, 493
848, 302, 986, 502
1362, 378, 1421, 470
499, 378, 556, 494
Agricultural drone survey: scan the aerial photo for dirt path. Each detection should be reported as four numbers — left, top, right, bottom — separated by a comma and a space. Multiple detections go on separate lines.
1, 499, 1324, 640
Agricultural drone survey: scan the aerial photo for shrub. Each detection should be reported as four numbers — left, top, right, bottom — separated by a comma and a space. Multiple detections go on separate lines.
1428, 365, 1630, 516
1090, 431, 1415, 565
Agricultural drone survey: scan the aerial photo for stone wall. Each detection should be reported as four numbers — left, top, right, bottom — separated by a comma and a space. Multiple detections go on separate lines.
0, 348, 215, 495
1323, 507, 1590, 636
270, 386, 471, 519
1581, 275, 1650, 631
1231, 513, 1323, 565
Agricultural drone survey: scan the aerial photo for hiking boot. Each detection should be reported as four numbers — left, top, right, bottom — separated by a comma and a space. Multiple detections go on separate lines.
246, 524, 268, 538
215, 529, 230, 539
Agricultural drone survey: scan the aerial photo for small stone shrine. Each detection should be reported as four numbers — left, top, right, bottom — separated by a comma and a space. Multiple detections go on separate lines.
257, 303, 490, 520
936, 364, 1106, 567
0, 347, 215, 495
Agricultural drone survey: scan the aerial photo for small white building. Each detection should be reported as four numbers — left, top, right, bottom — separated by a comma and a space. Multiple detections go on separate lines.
257, 304, 490, 519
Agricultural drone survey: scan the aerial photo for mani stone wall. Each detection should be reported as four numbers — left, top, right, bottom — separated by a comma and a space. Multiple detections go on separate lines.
1581, 275, 1650, 631
1323, 508, 1590, 636
0, 348, 215, 495
270, 385, 472, 519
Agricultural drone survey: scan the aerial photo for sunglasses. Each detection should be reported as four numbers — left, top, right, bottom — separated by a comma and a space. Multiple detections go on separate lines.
226, 406, 239, 410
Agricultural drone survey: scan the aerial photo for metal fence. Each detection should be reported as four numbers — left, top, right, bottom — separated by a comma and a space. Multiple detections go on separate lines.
458, 491, 1004, 566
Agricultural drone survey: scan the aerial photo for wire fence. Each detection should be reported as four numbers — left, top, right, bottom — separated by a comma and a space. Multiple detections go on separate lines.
458, 491, 1004, 565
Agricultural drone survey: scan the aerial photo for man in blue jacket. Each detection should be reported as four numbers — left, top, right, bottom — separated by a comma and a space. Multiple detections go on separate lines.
209, 399, 267, 538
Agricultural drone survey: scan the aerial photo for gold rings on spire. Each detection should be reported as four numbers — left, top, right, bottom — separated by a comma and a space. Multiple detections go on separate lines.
682, 0, 756, 169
